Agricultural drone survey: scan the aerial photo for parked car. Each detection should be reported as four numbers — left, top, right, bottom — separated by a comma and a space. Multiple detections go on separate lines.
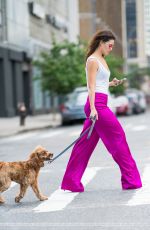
60, 87, 88, 125
115, 95, 133, 115
115, 88, 147, 116
60, 87, 116, 125
125, 88, 147, 114
107, 92, 117, 114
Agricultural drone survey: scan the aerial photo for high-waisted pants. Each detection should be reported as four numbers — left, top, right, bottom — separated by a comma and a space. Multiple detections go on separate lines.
61, 93, 142, 191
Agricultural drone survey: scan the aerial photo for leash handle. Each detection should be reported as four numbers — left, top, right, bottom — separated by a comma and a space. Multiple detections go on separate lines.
49, 118, 96, 164
87, 115, 96, 139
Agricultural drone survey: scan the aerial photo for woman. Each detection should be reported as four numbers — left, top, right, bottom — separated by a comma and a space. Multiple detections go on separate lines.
61, 30, 142, 192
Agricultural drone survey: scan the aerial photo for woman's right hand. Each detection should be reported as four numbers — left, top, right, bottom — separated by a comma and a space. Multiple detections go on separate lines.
90, 107, 98, 120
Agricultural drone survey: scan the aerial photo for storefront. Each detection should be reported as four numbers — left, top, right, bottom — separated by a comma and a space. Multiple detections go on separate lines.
0, 46, 32, 117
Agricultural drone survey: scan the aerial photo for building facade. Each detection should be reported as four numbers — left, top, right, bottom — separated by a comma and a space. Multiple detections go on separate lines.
79, 0, 149, 72
0, 0, 79, 117
143, 0, 150, 57
126, 0, 148, 68
79, 0, 124, 58
0, 0, 31, 117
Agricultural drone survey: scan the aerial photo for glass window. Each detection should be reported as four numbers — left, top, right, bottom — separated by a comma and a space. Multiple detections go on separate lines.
0, 0, 2, 25
126, 0, 137, 58
32, 67, 43, 110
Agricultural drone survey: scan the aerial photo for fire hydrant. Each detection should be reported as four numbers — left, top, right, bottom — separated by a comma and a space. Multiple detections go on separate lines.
18, 103, 27, 126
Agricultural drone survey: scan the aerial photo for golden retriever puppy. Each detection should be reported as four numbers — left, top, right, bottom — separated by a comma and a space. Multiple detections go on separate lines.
0, 146, 53, 204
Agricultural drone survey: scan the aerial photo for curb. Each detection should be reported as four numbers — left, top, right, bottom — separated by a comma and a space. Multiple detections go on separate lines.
0, 123, 61, 139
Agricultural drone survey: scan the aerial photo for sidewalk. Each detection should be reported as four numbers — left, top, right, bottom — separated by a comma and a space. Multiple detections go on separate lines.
0, 113, 62, 138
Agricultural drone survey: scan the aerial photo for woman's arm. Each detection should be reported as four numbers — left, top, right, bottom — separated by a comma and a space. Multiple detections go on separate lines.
86, 60, 99, 120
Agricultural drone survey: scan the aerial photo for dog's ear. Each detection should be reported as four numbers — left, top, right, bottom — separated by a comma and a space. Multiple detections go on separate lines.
29, 146, 44, 159
29, 151, 38, 160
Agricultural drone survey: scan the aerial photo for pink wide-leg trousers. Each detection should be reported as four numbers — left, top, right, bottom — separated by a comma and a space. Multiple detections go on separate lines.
61, 93, 142, 192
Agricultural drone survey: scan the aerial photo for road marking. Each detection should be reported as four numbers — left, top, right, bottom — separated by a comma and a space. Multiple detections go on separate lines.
41, 169, 53, 173
0, 132, 39, 143
39, 130, 63, 139
0, 130, 64, 143
124, 123, 133, 130
3, 182, 17, 193
126, 166, 150, 206
33, 167, 101, 212
69, 131, 80, 136
131, 125, 148, 131
10, 182, 17, 188
1, 223, 150, 227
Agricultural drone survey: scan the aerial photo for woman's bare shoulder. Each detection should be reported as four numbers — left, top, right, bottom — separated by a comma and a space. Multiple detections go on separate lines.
86, 56, 99, 70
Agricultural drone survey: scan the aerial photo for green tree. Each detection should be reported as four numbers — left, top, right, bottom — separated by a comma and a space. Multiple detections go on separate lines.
106, 54, 126, 95
33, 39, 86, 110
33, 40, 127, 113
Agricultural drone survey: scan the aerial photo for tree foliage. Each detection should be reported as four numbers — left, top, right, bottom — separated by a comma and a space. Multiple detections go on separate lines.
33, 40, 128, 97
33, 39, 86, 95
106, 54, 126, 95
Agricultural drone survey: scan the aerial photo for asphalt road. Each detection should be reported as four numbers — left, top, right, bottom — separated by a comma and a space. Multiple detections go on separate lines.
0, 110, 150, 230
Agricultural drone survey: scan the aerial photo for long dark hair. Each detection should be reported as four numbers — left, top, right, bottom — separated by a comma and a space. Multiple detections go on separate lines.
86, 30, 116, 60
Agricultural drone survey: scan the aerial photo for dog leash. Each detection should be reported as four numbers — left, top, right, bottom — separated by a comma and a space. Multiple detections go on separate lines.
49, 116, 96, 164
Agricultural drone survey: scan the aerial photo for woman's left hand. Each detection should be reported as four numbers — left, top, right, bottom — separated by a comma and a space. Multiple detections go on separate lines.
110, 78, 124, 87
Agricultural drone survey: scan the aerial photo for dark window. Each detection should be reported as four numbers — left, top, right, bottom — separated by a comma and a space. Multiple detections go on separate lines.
126, 0, 137, 58
0, 59, 5, 116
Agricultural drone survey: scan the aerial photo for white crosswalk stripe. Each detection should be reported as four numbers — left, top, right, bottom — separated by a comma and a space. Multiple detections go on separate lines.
33, 167, 101, 212
126, 165, 150, 206
124, 123, 133, 130
38, 130, 63, 139
1, 164, 150, 212
0, 123, 148, 145
0, 132, 38, 143
0, 130, 64, 143
9, 182, 17, 190
131, 125, 148, 131
69, 131, 81, 136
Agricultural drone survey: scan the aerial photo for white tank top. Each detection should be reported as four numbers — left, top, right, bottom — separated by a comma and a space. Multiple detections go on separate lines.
85, 56, 110, 95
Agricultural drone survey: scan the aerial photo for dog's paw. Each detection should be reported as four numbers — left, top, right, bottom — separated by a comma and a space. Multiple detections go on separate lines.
15, 196, 21, 203
39, 195, 48, 201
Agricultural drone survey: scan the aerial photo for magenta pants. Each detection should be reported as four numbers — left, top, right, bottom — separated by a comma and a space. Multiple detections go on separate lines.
61, 93, 142, 191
